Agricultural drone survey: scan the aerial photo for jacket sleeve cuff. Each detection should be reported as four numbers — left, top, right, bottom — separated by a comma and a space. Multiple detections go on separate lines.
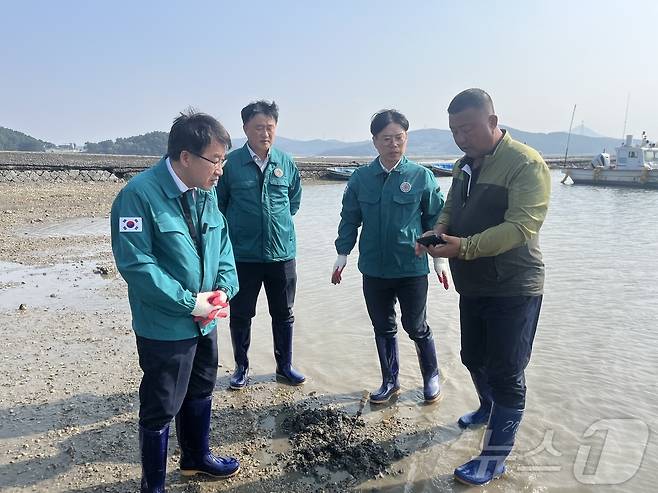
458, 237, 468, 259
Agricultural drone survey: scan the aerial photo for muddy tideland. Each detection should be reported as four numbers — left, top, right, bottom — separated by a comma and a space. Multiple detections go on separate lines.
1, 182, 473, 493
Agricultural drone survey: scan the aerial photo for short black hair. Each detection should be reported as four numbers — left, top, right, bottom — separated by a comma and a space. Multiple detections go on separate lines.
370, 109, 409, 136
241, 100, 279, 125
447, 88, 495, 114
167, 109, 232, 161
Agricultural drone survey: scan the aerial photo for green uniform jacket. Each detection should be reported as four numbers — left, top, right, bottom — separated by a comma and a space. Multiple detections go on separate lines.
335, 157, 444, 279
110, 158, 239, 341
216, 144, 302, 263
437, 131, 551, 297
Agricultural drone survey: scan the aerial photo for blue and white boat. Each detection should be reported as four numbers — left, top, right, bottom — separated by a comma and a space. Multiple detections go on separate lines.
430, 162, 455, 177
326, 167, 357, 180
562, 133, 658, 188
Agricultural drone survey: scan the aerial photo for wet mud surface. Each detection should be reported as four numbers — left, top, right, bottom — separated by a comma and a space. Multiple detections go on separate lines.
280, 404, 403, 482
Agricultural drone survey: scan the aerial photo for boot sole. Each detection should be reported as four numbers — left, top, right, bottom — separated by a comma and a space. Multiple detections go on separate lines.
424, 392, 443, 404
453, 469, 503, 487
275, 374, 306, 386
457, 419, 488, 429
180, 464, 240, 479
370, 388, 401, 404
229, 382, 247, 390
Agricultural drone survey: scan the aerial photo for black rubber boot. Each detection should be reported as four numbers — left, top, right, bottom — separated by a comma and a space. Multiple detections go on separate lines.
370, 336, 401, 404
176, 396, 240, 479
458, 368, 492, 428
414, 335, 441, 403
273, 321, 306, 385
229, 324, 250, 389
139, 425, 168, 493
454, 404, 523, 486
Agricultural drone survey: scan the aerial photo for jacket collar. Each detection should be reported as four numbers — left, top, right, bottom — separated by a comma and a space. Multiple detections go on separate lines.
236, 143, 284, 167
369, 155, 410, 175
458, 130, 511, 170
154, 157, 185, 198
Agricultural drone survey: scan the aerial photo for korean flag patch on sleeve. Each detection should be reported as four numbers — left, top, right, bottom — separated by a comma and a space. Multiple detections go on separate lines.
120, 217, 143, 232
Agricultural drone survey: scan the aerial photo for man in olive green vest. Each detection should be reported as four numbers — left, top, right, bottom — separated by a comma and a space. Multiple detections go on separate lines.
418, 89, 551, 486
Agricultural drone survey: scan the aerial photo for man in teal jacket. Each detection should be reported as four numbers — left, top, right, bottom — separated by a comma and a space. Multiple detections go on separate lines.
216, 100, 305, 389
332, 109, 448, 405
111, 111, 240, 492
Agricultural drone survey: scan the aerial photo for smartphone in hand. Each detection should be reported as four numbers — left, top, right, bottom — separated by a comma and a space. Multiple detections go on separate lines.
416, 234, 447, 247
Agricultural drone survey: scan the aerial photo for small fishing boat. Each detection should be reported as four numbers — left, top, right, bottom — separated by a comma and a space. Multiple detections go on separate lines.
326, 167, 357, 180
430, 162, 454, 177
562, 133, 658, 188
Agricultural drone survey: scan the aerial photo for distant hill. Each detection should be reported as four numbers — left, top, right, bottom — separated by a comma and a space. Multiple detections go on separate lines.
73, 127, 630, 158
3, 124, 624, 158
0, 126, 54, 151
80, 134, 364, 157
84, 131, 168, 156
501, 127, 621, 156
231, 136, 352, 156
317, 126, 621, 157
571, 124, 606, 138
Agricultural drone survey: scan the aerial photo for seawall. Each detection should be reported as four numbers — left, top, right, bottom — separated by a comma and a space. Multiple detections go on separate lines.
0, 151, 591, 183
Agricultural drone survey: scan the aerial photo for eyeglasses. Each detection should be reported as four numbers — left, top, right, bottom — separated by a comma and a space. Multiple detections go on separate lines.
188, 150, 225, 167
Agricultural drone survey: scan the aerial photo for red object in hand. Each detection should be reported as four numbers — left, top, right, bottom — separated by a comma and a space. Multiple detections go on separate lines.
331, 267, 344, 285
208, 292, 228, 307
438, 272, 449, 290
193, 291, 229, 326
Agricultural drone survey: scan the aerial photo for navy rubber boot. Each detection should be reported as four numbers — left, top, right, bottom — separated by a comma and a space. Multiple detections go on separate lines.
229, 324, 250, 389
273, 322, 306, 385
414, 335, 441, 403
175, 396, 240, 479
370, 336, 401, 404
139, 425, 168, 493
454, 404, 524, 486
458, 369, 493, 428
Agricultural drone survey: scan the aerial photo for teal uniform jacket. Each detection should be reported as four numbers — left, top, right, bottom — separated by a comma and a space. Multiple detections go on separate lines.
216, 144, 302, 262
335, 157, 444, 279
110, 158, 239, 341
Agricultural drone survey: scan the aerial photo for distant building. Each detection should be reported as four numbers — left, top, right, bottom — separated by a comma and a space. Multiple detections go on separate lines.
45, 143, 82, 153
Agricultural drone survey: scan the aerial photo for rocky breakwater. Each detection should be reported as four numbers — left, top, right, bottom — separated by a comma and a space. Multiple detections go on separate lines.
0, 151, 342, 183
0, 151, 155, 183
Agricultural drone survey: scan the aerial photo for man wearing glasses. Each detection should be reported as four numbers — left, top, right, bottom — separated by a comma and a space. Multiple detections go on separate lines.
111, 111, 240, 492
332, 109, 447, 405
216, 100, 304, 389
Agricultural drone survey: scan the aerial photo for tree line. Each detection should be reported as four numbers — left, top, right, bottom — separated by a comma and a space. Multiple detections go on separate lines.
84, 131, 168, 156
0, 126, 53, 151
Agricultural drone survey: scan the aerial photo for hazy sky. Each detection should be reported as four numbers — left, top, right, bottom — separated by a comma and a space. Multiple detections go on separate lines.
2, 0, 656, 144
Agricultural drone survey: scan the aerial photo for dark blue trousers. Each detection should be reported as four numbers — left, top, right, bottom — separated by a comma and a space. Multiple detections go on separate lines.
362, 274, 432, 341
459, 295, 542, 409
136, 329, 218, 430
229, 260, 297, 331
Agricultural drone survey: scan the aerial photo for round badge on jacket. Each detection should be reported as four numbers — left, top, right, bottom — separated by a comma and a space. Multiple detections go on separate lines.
400, 181, 412, 193
274, 168, 284, 177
